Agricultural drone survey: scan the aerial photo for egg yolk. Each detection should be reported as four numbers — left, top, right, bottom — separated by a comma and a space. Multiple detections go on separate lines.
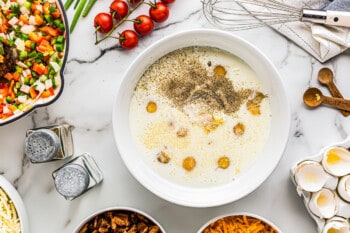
303, 172, 316, 182
183, 156, 196, 171
233, 122, 245, 136
146, 101, 157, 113
328, 229, 339, 233
317, 193, 328, 207
214, 65, 227, 76
218, 156, 230, 169
203, 115, 224, 134
327, 150, 341, 165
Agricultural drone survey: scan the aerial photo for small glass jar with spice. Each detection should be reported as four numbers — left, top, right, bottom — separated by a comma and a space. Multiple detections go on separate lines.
52, 153, 103, 200
24, 124, 74, 163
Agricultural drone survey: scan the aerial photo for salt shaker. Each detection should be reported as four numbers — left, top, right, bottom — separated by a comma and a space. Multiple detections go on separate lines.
52, 153, 103, 200
24, 124, 73, 163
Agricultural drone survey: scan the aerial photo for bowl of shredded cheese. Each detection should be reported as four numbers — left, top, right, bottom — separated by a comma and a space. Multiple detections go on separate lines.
197, 212, 282, 233
0, 175, 29, 233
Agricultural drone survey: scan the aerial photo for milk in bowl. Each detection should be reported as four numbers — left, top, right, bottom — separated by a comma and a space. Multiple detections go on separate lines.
129, 46, 271, 187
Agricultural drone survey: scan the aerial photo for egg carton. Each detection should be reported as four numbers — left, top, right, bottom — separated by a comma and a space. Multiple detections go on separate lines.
290, 136, 350, 233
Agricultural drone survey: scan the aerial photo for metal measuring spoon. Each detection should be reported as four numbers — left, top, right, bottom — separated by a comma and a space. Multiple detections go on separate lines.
303, 87, 350, 111
318, 67, 350, 116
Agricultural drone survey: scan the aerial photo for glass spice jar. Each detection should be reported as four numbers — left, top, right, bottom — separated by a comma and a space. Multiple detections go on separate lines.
52, 153, 103, 200
24, 124, 74, 163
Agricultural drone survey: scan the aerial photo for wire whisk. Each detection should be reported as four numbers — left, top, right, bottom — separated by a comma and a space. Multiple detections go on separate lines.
202, 0, 350, 30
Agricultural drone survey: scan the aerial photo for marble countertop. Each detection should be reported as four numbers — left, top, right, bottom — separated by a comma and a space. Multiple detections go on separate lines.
1, 0, 350, 232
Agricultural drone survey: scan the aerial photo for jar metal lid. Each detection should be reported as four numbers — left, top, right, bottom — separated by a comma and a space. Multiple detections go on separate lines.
24, 129, 60, 162
53, 163, 90, 199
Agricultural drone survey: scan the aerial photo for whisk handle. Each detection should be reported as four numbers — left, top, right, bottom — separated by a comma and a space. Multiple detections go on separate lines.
301, 9, 350, 27
325, 10, 350, 27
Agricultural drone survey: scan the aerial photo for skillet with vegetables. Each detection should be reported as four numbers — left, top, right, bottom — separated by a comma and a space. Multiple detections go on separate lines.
0, 0, 66, 122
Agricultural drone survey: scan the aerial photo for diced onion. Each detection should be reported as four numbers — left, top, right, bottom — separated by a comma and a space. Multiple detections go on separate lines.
45, 79, 53, 89
50, 61, 60, 72
17, 95, 27, 103
16, 61, 28, 69
8, 31, 15, 40
14, 38, 25, 51
34, 81, 45, 93
20, 25, 35, 34
28, 15, 36, 25
20, 6, 29, 15
13, 109, 21, 115
54, 75, 61, 86
20, 84, 30, 93
23, 69, 31, 76
3, 106, 10, 114
35, 4, 42, 12
0, 0, 10, 11
8, 17, 18, 26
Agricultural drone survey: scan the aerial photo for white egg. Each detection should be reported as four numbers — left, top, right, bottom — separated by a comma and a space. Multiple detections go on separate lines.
337, 175, 350, 203
322, 147, 350, 177
294, 160, 328, 193
308, 188, 338, 219
322, 216, 350, 233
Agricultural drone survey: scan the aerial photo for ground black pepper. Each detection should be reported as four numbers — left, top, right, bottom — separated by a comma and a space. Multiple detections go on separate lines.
136, 46, 253, 116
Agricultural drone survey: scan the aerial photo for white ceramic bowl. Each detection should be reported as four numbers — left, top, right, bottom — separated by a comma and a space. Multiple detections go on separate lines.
0, 175, 29, 233
197, 212, 283, 233
112, 29, 290, 207
73, 206, 166, 232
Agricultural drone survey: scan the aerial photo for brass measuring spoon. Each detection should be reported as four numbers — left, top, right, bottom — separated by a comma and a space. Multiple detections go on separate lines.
303, 88, 350, 111
318, 67, 350, 116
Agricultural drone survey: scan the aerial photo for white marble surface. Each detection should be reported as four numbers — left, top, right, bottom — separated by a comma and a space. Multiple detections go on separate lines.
1, 0, 350, 232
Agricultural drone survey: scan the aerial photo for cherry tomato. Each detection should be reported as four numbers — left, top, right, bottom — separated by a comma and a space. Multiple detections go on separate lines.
119, 30, 139, 50
110, 0, 129, 20
133, 15, 154, 36
94, 13, 113, 33
149, 2, 169, 23
161, 0, 175, 3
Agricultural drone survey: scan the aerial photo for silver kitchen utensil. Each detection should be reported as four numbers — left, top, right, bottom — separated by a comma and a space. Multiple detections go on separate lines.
202, 0, 350, 30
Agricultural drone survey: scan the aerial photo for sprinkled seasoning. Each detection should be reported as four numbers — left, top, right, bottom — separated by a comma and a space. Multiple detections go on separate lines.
25, 124, 74, 163
54, 164, 89, 199
24, 129, 60, 163
52, 153, 103, 200
136, 46, 252, 116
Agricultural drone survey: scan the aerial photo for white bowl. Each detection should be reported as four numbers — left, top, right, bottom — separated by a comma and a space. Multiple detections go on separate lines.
112, 29, 291, 207
73, 206, 166, 232
197, 212, 283, 233
0, 175, 29, 233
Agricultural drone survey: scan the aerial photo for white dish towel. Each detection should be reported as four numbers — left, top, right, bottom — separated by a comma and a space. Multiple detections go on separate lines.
259, 0, 350, 63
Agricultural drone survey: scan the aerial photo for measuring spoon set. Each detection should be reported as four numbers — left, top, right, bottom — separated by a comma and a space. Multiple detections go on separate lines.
303, 67, 350, 116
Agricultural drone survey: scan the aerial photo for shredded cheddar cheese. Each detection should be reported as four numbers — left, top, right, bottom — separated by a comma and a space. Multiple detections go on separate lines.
202, 215, 278, 233
0, 187, 21, 233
